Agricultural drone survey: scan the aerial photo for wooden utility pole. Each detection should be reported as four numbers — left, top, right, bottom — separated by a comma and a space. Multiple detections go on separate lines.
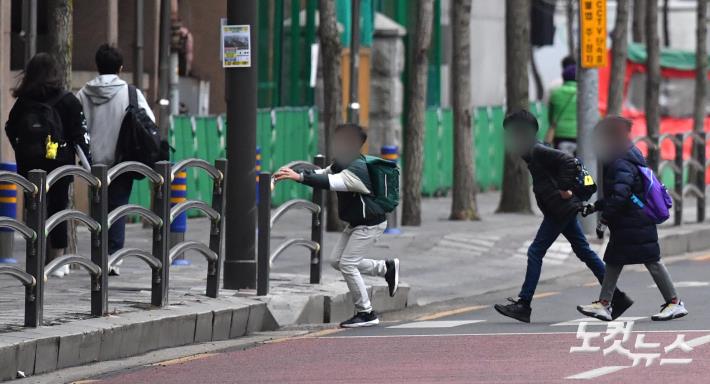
401, 0, 434, 226
498, 0, 532, 214
450, 0, 479, 221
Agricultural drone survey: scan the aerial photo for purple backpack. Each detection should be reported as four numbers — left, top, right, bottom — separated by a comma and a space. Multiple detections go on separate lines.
630, 165, 673, 224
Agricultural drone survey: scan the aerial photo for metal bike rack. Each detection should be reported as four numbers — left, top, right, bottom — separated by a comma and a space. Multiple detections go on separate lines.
256, 154, 325, 296
44, 165, 105, 317
165, 159, 227, 299
106, 161, 168, 307
0, 170, 41, 326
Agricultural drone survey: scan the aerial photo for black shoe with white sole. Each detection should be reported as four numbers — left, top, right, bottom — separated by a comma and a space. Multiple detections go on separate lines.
340, 311, 380, 328
385, 258, 400, 297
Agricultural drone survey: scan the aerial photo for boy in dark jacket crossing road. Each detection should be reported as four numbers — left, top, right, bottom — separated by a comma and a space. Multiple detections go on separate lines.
274, 123, 400, 328
577, 116, 687, 321
494, 110, 633, 323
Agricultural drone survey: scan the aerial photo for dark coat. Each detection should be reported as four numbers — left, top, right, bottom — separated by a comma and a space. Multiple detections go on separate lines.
524, 143, 582, 223
597, 145, 660, 265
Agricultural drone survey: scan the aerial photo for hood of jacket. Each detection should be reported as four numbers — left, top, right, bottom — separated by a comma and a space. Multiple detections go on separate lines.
80, 75, 126, 106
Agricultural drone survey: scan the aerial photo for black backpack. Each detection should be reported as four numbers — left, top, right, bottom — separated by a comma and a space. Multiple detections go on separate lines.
115, 85, 169, 174
10, 92, 72, 162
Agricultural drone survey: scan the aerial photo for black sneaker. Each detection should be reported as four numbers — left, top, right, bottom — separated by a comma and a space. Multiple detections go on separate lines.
494, 297, 531, 323
385, 258, 400, 297
340, 311, 380, 328
610, 290, 634, 320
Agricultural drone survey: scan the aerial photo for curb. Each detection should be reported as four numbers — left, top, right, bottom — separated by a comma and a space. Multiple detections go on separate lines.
0, 282, 408, 381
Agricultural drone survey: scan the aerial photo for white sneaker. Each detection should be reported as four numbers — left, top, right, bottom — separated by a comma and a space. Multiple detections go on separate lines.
577, 301, 612, 321
652, 300, 688, 321
50, 265, 70, 278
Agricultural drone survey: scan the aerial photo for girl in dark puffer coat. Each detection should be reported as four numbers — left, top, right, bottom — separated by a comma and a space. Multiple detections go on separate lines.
577, 116, 688, 322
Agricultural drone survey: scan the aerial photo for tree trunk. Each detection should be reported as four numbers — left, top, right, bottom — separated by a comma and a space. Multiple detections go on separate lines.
498, 0, 532, 213
450, 0, 479, 221
607, 0, 629, 116
632, 0, 645, 43
645, 0, 661, 172
318, 0, 345, 232
693, 2, 708, 137
48, 0, 75, 255
401, 0, 434, 226
661, 0, 670, 47
692, 0, 708, 216
48, 0, 73, 89
566, 0, 575, 56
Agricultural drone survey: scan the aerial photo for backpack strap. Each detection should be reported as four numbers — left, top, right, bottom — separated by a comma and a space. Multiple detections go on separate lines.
128, 85, 138, 109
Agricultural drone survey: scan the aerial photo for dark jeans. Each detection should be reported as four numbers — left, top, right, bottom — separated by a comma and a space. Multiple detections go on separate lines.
108, 175, 134, 254
518, 215, 605, 302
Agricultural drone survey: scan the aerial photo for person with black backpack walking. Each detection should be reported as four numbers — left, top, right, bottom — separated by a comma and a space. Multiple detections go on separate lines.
77, 44, 159, 276
493, 110, 633, 323
4, 53, 92, 278
274, 123, 400, 328
577, 116, 687, 322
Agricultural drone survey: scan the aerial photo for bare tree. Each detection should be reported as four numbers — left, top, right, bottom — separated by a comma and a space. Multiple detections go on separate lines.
401, 0, 434, 226
498, 0, 532, 213
632, 0, 645, 43
318, 0, 345, 231
48, 0, 73, 89
645, 0, 661, 171
48, 0, 76, 255
566, 0, 575, 56
450, 0, 479, 221
662, 0, 670, 47
693, 0, 708, 211
607, 0, 629, 116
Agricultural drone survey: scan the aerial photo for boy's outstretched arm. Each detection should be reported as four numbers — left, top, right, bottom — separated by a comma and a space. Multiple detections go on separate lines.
275, 165, 370, 194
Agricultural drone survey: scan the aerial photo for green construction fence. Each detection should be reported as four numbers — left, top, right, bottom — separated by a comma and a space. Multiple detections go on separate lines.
421, 101, 549, 195
128, 107, 319, 215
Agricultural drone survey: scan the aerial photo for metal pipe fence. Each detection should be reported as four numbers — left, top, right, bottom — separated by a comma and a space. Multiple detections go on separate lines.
256, 155, 325, 296
0, 158, 227, 327
633, 132, 707, 225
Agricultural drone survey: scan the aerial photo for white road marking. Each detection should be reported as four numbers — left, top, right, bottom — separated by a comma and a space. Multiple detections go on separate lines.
687, 334, 710, 348
648, 281, 709, 288
565, 366, 629, 380
551, 317, 646, 327
388, 320, 485, 329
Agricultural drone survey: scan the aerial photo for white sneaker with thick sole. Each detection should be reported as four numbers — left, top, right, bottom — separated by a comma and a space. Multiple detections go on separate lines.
652, 301, 688, 321
577, 301, 613, 321
50, 265, 70, 278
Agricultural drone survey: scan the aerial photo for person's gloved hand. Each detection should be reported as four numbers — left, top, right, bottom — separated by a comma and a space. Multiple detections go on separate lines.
580, 204, 596, 217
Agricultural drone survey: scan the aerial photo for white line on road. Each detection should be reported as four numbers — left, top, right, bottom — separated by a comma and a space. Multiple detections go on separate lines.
648, 281, 709, 288
565, 366, 629, 380
551, 317, 646, 326
388, 320, 485, 329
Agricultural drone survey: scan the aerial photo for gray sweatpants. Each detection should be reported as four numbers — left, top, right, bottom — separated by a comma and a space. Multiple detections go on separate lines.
600, 261, 678, 303
330, 222, 387, 313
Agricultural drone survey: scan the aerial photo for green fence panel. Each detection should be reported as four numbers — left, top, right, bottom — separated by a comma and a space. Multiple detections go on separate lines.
193, 116, 223, 204
422, 108, 439, 196
440, 109, 454, 190
170, 115, 200, 217
271, 108, 316, 205
473, 107, 491, 190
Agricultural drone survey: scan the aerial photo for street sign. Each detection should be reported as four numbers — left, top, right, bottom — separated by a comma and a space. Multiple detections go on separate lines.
579, 0, 607, 68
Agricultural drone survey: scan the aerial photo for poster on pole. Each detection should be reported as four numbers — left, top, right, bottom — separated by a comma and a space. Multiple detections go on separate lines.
221, 24, 251, 68
579, 0, 607, 68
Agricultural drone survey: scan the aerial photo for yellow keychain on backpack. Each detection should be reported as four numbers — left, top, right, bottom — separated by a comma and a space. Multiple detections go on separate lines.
45, 135, 59, 160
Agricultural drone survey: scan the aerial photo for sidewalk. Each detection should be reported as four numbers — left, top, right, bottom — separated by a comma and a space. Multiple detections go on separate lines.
1, 191, 710, 380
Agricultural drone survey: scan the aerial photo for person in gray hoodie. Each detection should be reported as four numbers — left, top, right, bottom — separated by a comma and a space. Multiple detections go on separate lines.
77, 44, 155, 275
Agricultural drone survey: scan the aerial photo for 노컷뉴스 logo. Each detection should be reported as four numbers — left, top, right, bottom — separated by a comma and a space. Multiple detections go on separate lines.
566, 320, 710, 379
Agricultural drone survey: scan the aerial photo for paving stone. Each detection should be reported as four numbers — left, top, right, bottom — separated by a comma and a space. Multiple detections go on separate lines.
0, 343, 18, 381
194, 311, 213, 343
229, 307, 250, 338
211, 309, 233, 341
33, 336, 59, 374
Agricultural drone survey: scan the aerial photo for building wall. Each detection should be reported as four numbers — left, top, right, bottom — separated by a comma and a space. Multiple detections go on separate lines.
179, 0, 227, 115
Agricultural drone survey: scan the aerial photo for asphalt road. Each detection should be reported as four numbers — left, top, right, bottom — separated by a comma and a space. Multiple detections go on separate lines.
73, 254, 710, 384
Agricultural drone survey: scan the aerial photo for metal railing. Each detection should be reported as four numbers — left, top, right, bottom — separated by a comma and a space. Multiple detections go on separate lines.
0, 158, 227, 327
256, 155, 325, 296
633, 131, 707, 225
